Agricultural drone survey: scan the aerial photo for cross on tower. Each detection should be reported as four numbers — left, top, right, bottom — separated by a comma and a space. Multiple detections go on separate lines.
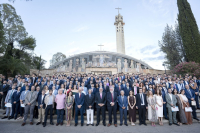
98, 44, 104, 51
115, 7, 122, 14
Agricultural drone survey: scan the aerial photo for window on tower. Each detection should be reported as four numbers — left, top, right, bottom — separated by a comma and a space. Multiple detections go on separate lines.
117, 30, 118, 32
117, 27, 118, 29
121, 17, 123, 19
116, 17, 118, 19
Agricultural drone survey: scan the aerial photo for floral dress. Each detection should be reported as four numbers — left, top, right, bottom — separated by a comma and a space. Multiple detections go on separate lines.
65, 96, 74, 121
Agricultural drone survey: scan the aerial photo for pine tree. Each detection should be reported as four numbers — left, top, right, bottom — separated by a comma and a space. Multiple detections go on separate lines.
177, 0, 200, 63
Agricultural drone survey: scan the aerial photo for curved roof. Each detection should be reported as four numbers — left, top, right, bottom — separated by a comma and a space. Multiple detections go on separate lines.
49, 51, 153, 69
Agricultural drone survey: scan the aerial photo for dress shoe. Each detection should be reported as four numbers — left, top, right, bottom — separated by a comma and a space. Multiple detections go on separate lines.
42, 122, 44, 125
21, 123, 26, 126
169, 123, 172, 126
103, 124, 106, 126
125, 124, 128, 126
60, 122, 63, 126
43, 124, 46, 127
165, 117, 169, 120
3, 112, 6, 115
75, 123, 78, 126
107, 123, 111, 127
56, 123, 59, 126
139, 123, 142, 126
50, 122, 54, 125
1, 116, 8, 119
144, 123, 147, 126
91, 124, 94, 126
30, 122, 33, 125
96, 124, 99, 126
14, 117, 17, 120
81, 123, 84, 126
173, 123, 180, 126
194, 118, 200, 121
114, 124, 117, 127
36, 122, 41, 125
86, 124, 89, 126
120, 124, 122, 126
9, 116, 14, 119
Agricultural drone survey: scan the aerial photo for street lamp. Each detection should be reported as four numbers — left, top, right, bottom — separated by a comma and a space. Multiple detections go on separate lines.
162, 63, 166, 74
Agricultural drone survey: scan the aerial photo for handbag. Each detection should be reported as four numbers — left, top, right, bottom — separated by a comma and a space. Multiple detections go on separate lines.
191, 101, 196, 106
185, 107, 192, 112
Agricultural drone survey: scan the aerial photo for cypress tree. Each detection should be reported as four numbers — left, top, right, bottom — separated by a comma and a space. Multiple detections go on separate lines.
177, 0, 200, 63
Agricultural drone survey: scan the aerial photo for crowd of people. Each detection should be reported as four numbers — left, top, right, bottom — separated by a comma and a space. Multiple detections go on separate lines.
0, 73, 199, 127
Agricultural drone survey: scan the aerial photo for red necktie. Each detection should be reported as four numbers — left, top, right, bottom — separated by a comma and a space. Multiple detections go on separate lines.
79, 93, 81, 98
111, 93, 114, 102
119, 87, 121, 91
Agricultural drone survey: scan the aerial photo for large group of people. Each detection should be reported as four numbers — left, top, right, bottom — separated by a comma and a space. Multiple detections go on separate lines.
0, 73, 199, 127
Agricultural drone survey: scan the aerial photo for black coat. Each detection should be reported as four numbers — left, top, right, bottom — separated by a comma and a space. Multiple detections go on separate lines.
95, 92, 106, 108
136, 93, 148, 108
85, 94, 95, 109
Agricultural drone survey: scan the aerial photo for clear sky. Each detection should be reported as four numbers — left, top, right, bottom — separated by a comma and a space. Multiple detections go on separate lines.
1, 0, 200, 70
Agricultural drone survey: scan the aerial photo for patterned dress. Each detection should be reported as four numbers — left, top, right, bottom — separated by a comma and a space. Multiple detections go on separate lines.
147, 97, 157, 122
175, 95, 187, 124
65, 96, 74, 121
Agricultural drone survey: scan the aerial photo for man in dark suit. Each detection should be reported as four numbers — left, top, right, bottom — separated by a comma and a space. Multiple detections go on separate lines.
30, 74, 37, 85
36, 90, 46, 126
10, 86, 21, 119
136, 88, 148, 126
132, 83, 139, 96
114, 82, 122, 96
184, 85, 199, 121
161, 84, 168, 120
95, 87, 106, 126
107, 87, 118, 127
85, 89, 95, 126
0, 80, 10, 109
75, 87, 85, 126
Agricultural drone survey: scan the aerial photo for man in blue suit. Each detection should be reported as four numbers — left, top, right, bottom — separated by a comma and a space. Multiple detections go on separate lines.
11, 86, 21, 119
184, 84, 199, 121
124, 82, 132, 96
118, 90, 128, 126
75, 87, 85, 126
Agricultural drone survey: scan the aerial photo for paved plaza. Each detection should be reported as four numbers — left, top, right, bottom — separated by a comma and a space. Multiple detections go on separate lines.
0, 121, 199, 133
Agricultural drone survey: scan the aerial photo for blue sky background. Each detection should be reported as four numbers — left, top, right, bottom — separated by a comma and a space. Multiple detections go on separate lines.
1, 0, 200, 70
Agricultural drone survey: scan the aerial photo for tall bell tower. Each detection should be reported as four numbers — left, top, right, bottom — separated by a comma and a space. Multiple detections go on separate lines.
114, 8, 125, 54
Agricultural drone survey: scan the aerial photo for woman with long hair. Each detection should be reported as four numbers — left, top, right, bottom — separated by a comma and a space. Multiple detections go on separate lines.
147, 90, 157, 126
65, 91, 74, 126
154, 88, 163, 125
128, 90, 136, 126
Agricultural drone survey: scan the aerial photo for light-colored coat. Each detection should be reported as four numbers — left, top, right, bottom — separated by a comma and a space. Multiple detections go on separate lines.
44, 94, 55, 109
24, 91, 38, 106
165, 93, 177, 108
20, 90, 30, 102
5, 89, 16, 103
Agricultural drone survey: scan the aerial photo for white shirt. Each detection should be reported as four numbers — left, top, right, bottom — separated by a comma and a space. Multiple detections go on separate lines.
41, 95, 44, 103
180, 94, 188, 102
169, 94, 172, 103
140, 93, 145, 105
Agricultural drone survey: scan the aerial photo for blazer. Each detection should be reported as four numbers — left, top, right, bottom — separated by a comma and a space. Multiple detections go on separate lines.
184, 88, 195, 104
20, 90, 30, 102
11, 91, 21, 104
95, 92, 106, 108
136, 93, 148, 108
75, 93, 85, 108
114, 86, 123, 96
85, 94, 95, 109
44, 94, 55, 108
123, 86, 133, 96
165, 93, 177, 108
1, 84, 10, 94
38, 94, 46, 109
5, 89, 16, 103
24, 91, 38, 106
106, 92, 117, 107
118, 96, 128, 110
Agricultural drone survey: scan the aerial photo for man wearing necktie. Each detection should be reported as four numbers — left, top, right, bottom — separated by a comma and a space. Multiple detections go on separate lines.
95, 87, 106, 126
22, 86, 38, 126
10, 86, 21, 119
118, 90, 128, 126
85, 89, 95, 126
2, 85, 16, 119
107, 87, 118, 127
136, 88, 148, 126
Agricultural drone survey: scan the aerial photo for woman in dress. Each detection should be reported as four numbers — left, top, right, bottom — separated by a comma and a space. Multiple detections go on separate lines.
172, 88, 187, 125
147, 90, 157, 126
179, 89, 192, 125
65, 91, 74, 126
155, 88, 163, 125
127, 90, 136, 125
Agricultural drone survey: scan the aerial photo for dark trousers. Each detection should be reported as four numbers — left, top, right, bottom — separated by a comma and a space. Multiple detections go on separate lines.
44, 105, 53, 124
107, 105, 117, 124
34, 106, 38, 118
189, 102, 197, 119
75, 107, 84, 124
96, 106, 105, 124
0, 93, 6, 109
57, 109, 64, 124
11, 102, 20, 118
195, 94, 200, 108
20, 107, 24, 117
163, 103, 168, 119
119, 108, 127, 125
138, 105, 146, 124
